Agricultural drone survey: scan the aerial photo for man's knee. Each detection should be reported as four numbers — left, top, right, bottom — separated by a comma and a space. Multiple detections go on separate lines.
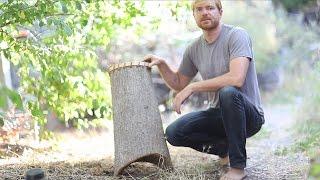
219, 86, 239, 103
165, 124, 183, 146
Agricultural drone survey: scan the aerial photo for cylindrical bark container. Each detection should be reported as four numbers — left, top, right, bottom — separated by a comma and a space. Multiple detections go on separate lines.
108, 61, 173, 176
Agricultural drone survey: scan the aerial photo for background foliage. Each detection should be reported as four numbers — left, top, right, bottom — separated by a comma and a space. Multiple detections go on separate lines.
0, 0, 145, 138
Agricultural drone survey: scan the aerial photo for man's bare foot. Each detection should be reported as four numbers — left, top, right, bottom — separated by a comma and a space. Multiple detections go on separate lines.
219, 168, 246, 180
219, 155, 229, 166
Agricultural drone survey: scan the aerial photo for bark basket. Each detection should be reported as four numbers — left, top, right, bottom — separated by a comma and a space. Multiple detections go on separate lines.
108, 61, 173, 176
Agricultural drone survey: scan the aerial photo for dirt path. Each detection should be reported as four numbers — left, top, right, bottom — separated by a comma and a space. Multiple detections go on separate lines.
0, 105, 310, 179
245, 105, 309, 179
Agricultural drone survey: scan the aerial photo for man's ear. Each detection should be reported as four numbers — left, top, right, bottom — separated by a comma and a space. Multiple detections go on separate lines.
220, 9, 223, 15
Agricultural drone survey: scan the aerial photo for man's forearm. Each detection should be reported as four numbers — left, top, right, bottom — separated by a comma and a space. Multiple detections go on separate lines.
189, 58, 249, 93
190, 72, 243, 93
157, 62, 182, 91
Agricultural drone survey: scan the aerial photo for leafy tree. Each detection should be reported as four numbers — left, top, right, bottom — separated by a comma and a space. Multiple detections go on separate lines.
272, 0, 317, 12
0, 86, 23, 127
0, 0, 145, 138
272, 0, 320, 26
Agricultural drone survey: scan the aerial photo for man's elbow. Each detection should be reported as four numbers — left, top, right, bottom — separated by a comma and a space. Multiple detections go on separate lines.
167, 82, 183, 92
233, 77, 246, 88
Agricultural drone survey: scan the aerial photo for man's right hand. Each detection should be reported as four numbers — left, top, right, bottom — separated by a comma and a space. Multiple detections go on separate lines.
143, 54, 189, 92
143, 54, 165, 68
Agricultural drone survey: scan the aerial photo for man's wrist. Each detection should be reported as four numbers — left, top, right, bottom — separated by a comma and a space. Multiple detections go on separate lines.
157, 59, 166, 67
159, 58, 165, 64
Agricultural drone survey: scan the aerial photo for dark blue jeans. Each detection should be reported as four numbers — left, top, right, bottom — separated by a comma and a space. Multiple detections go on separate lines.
165, 86, 264, 169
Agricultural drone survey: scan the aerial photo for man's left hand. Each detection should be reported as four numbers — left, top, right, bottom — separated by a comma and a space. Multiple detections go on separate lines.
173, 84, 194, 114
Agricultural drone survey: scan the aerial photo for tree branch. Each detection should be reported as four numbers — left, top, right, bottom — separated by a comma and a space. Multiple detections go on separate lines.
0, 1, 73, 29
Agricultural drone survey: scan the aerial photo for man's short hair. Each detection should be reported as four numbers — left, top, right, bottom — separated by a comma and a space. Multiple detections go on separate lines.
192, 0, 222, 12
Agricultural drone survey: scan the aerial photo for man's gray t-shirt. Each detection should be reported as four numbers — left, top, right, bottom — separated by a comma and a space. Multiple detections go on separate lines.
179, 24, 264, 116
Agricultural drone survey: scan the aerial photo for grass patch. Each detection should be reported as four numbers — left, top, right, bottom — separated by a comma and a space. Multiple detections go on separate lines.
251, 126, 271, 140
292, 121, 320, 156
273, 120, 320, 156
271, 120, 320, 178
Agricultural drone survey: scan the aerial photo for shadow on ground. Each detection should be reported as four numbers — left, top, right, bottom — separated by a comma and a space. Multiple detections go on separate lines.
0, 105, 310, 179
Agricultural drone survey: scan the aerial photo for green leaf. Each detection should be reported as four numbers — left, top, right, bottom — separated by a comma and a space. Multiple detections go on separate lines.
0, 95, 7, 108
0, 87, 23, 110
80, 18, 88, 26
3, 50, 11, 60
39, 20, 45, 27
100, 106, 107, 116
0, 117, 4, 127
13, 44, 19, 51
310, 163, 320, 176
18, 11, 26, 19
61, 2, 68, 13
7, 90, 23, 110
76, 2, 82, 10
31, 107, 43, 117
63, 25, 72, 36
47, 18, 53, 25
92, 99, 99, 109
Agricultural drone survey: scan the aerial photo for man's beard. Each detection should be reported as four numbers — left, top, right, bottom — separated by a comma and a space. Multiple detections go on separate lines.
198, 19, 219, 31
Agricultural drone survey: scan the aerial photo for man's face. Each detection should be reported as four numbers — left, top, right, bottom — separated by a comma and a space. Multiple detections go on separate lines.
193, 0, 222, 31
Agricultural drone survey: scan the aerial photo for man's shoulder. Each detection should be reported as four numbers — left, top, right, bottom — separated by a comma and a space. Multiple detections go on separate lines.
222, 24, 251, 46
223, 24, 248, 36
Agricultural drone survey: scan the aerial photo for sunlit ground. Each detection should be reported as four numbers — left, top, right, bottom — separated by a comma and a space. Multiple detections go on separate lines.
0, 104, 310, 179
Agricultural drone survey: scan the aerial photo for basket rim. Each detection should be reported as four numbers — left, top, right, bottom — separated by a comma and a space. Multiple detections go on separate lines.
107, 61, 150, 73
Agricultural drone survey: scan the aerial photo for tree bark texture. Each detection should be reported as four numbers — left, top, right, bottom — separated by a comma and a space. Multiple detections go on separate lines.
108, 62, 173, 176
